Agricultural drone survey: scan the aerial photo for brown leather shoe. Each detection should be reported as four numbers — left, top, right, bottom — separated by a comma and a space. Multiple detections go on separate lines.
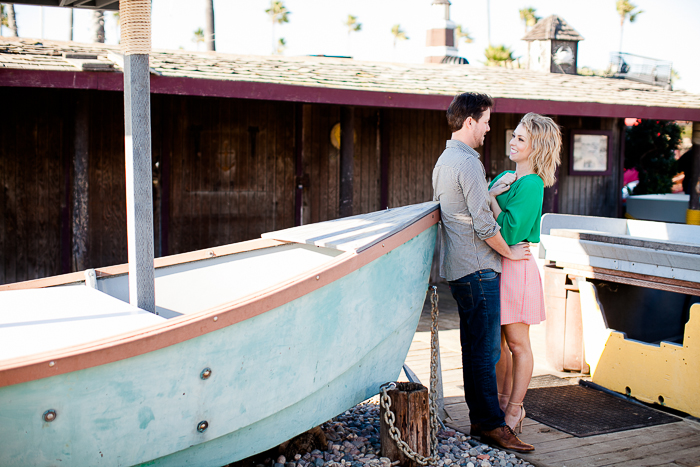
481, 425, 534, 453
470, 424, 482, 438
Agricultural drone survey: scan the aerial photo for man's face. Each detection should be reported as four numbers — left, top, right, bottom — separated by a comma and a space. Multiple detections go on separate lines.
471, 108, 491, 147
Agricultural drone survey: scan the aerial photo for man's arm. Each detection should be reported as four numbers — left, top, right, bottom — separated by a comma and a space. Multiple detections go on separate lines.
484, 232, 530, 260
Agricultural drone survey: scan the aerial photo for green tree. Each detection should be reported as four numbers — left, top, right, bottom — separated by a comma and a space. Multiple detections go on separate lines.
275, 37, 287, 55
616, 0, 642, 52
624, 120, 681, 194
2, 3, 18, 37
454, 25, 473, 44
192, 27, 205, 50
519, 7, 540, 33
484, 44, 516, 67
266, 1, 290, 55
345, 14, 361, 35
391, 24, 408, 48
0, 5, 7, 36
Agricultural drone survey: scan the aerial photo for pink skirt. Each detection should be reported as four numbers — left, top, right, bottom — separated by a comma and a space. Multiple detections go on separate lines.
500, 254, 546, 325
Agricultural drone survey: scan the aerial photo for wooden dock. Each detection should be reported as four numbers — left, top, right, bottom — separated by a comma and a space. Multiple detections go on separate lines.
402, 283, 700, 467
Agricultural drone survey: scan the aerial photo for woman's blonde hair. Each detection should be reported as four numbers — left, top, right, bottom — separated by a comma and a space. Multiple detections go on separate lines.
519, 113, 562, 187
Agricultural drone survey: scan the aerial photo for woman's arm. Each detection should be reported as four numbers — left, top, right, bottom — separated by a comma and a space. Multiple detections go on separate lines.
488, 172, 516, 219
495, 177, 544, 245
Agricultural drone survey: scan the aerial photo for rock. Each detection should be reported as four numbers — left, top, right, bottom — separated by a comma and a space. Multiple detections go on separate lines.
285, 463, 296, 467
277, 456, 287, 464
314, 457, 324, 467
274, 463, 284, 467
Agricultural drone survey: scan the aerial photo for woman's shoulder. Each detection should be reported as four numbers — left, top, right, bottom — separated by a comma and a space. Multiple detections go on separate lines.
518, 174, 544, 188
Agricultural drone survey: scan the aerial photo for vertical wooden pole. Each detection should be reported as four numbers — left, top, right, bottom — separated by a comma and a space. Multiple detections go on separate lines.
71, 92, 89, 272
339, 106, 354, 218
295, 103, 304, 226
121, 0, 155, 313
687, 122, 700, 225
380, 110, 390, 210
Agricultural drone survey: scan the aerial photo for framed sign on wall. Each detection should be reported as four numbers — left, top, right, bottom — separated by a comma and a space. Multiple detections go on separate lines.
569, 130, 613, 176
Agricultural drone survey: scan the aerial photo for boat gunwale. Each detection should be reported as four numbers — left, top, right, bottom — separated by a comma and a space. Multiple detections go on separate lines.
0, 208, 440, 387
0, 238, 288, 292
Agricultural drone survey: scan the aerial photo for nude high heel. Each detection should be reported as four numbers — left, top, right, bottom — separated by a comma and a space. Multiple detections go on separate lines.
507, 402, 526, 434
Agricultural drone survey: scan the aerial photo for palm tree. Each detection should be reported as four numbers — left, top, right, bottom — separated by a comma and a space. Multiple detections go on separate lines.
454, 25, 473, 45
204, 0, 215, 51
1, 5, 7, 36
616, 0, 643, 52
69, 8, 74, 40
484, 44, 516, 67
1, 4, 18, 37
276, 37, 286, 55
265, 1, 290, 55
345, 14, 361, 35
391, 24, 408, 48
92, 9, 105, 43
192, 28, 205, 50
519, 7, 540, 34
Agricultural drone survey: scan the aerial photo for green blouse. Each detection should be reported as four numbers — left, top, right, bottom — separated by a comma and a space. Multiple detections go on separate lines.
489, 171, 544, 245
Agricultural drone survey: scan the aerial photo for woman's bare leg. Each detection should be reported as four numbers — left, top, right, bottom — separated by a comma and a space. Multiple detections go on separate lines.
502, 323, 533, 429
495, 329, 512, 413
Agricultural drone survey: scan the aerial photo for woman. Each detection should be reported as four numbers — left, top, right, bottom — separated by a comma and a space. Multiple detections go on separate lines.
488, 113, 561, 433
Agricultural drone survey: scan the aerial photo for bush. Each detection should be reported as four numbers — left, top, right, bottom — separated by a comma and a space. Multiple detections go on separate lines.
624, 119, 681, 195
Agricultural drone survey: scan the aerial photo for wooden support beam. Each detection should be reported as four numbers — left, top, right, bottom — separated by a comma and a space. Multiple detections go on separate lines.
380, 110, 390, 210
71, 92, 89, 272
123, 54, 155, 313
339, 106, 354, 218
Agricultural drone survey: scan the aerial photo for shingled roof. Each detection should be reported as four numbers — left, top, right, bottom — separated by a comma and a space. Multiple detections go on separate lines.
522, 15, 584, 42
2, 37, 699, 121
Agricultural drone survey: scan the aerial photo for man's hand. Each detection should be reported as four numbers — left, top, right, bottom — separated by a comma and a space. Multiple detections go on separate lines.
506, 242, 531, 261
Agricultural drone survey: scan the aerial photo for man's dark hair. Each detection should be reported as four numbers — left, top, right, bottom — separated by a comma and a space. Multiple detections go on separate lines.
446, 93, 494, 133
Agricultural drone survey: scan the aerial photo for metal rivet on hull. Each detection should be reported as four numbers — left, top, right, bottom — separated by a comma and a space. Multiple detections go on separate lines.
197, 421, 208, 433
43, 409, 57, 422
200, 368, 212, 380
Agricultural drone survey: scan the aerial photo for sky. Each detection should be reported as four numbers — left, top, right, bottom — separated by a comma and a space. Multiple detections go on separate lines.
6, 0, 700, 94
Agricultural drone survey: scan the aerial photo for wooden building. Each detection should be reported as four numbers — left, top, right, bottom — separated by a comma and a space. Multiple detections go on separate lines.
2, 37, 700, 285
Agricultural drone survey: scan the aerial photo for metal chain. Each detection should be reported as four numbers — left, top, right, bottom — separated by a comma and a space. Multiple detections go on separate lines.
379, 285, 440, 466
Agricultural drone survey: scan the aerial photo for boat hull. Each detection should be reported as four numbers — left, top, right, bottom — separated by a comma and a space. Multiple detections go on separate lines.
0, 225, 436, 467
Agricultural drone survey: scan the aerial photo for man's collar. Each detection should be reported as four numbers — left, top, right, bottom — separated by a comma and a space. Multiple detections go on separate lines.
446, 139, 480, 158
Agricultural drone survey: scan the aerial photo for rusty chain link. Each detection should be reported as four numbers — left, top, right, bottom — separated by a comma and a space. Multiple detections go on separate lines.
379, 285, 440, 465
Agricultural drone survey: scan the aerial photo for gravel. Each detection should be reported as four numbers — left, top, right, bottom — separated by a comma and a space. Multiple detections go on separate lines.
253, 398, 531, 467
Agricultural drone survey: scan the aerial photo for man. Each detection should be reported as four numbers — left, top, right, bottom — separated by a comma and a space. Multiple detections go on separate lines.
432, 92, 534, 453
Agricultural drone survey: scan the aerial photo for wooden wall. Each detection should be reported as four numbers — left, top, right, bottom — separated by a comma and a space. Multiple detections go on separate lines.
0, 88, 67, 284
158, 95, 297, 255
384, 108, 450, 207
0, 87, 623, 286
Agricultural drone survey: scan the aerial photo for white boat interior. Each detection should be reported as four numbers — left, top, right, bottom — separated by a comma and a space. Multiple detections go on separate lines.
0, 202, 438, 364
540, 214, 700, 282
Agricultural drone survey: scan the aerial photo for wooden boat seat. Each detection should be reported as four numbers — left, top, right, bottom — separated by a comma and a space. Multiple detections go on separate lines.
0, 286, 166, 362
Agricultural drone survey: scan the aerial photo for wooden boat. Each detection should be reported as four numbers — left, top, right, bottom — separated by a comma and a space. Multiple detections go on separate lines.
0, 202, 439, 467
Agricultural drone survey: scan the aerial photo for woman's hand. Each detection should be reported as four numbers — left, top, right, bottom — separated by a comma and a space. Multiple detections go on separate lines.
489, 173, 517, 198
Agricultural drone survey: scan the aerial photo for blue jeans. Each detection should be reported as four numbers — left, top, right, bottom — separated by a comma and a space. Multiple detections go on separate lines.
448, 269, 505, 431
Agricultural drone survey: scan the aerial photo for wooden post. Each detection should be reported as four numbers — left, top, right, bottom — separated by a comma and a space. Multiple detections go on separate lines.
121, 0, 156, 313
380, 382, 430, 467
380, 109, 390, 210
688, 122, 700, 225
339, 106, 354, 218
71, 93, 89, 272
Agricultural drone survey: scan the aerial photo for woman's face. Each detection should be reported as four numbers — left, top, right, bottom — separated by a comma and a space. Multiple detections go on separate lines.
509, 124, 532, 164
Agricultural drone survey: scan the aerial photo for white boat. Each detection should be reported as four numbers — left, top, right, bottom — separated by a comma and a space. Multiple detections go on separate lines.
0, 202, 439, 467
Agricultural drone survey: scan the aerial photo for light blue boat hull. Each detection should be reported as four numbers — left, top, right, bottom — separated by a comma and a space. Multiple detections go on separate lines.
0, 226, 436, 467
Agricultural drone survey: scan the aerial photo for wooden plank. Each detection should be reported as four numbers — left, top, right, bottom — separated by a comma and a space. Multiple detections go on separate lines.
560, 266, 700, 296
301, 104, 312, 226
551, 229, 700, 255
0, 98, 7, 284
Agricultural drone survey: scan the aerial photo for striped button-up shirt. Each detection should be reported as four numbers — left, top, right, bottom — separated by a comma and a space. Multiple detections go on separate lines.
432, 139, 502, 281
